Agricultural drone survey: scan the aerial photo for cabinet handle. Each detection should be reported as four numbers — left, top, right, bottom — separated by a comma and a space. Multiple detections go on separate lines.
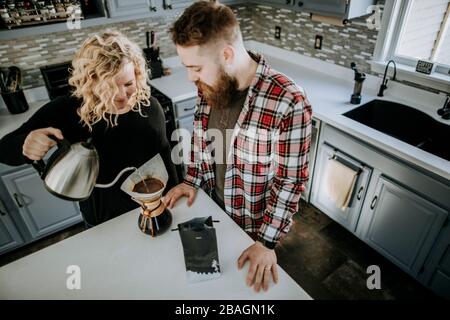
149, 0, 157, 11
356, 186, 364, 200
370, 196, 378, 210
13, 193, 24, 208
183, 106, 195, 112
103, 0, 110, 18
164, 1, 173, 10
0, 199, 6, 216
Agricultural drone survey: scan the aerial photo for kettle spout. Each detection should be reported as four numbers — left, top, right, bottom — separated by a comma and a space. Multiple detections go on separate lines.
95, 167, 137, 188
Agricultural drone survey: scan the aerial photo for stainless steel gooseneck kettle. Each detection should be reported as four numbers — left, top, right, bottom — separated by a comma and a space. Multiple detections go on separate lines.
32, 137, 136, 201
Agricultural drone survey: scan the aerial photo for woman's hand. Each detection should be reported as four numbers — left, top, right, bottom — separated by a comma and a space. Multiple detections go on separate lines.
23, 127, 64, 161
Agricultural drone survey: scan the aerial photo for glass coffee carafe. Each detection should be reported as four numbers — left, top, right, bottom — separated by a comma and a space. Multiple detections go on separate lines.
120, 154, 172, 237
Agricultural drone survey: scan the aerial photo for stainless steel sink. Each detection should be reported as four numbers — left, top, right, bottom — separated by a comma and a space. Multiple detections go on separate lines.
343, 99, 450, 161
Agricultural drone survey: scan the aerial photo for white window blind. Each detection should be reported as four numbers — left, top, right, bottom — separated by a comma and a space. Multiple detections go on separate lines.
396, 0, 450, 66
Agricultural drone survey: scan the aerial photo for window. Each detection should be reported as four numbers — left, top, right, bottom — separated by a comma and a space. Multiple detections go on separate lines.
372, 0, 450, 92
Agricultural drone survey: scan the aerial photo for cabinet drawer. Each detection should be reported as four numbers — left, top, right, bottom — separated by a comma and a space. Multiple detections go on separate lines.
310, 143, 372, 232
437, 246, 450, 275
1, 167, 82, 240
173, 99, 196, 119
0, 209, 24, 255
428, 269, 450, 298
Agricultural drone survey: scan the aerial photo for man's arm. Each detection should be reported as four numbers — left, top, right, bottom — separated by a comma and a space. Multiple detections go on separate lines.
258, 96, 312, 246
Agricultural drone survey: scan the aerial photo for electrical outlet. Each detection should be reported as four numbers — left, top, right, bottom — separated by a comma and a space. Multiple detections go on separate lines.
315, 35, 323, 50
275, 26, 281, 40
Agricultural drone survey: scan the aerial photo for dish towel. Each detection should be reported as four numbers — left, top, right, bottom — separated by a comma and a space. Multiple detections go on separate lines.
323, 157, 358, 211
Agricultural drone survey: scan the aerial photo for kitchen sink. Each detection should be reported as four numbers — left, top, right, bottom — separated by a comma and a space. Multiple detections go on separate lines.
343, 99, 450, 161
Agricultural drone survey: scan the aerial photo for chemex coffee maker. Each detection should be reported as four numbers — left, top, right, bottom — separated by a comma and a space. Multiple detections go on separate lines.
120, 154, 172, 237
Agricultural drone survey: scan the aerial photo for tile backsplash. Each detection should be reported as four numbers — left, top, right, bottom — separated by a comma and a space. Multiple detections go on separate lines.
0, 1, 439, 94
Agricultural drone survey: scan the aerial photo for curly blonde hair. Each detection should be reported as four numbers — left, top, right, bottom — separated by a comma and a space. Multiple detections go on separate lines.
68, 30, 151, 130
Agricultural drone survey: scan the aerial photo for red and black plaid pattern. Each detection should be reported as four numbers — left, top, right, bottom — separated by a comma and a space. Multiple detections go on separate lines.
184, 52, 312, 244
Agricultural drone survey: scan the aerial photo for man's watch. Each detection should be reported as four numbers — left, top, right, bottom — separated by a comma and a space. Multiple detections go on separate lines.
257, 237, 277, 250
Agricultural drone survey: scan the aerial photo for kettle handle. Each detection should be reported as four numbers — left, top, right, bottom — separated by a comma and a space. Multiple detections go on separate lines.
31, 136, 71, 179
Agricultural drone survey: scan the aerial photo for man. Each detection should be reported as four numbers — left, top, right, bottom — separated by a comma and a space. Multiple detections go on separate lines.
163, 1, 312, 292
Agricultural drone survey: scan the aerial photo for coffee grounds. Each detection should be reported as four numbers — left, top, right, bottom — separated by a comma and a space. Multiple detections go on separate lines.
133, 177, 164, 194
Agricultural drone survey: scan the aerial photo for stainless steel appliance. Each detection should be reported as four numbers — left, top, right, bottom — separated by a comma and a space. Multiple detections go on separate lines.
302, 117, 321, 202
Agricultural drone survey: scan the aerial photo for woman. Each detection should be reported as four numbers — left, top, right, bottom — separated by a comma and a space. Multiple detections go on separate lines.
0, 30, 178, 227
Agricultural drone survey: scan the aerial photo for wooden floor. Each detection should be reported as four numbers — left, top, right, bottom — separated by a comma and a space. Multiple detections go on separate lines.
0, 200, 439, 300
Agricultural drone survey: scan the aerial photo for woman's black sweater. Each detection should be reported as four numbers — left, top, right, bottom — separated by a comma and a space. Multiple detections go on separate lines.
0, 95, 179, 226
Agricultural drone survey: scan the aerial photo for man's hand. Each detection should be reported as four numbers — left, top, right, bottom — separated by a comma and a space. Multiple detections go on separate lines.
237, 241, 279, 292
163, 182, 197, 209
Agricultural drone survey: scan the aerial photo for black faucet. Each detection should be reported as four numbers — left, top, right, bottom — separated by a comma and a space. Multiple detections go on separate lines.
377, 60, 397, 97
437, 95, 450, 120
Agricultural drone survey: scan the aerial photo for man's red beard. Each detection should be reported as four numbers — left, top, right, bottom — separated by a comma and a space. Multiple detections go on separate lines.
195, 67, 239, 109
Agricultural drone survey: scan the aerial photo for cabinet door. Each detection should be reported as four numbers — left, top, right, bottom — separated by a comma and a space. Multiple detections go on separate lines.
310, 143, 372, 232
106, 0, 160, 17
0, 199, 24, 255
173, 98, 196, 120
2, 168, 82, 240
163, 0, 192, 10
418, 219, 450, 299
298, 0, 348, 16
360, 175, 448, 276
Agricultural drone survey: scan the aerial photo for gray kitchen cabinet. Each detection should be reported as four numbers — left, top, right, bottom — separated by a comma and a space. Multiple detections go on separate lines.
173, 98, 197, 121
177, 113, 195, 133
419, 219, 450, 299
312, 123, 450, 296
310, 142, 372, 232
357, 174, 448, 277
105, 0, 162, 18
162, 0, 191, 10
257, 0, 375, 20
0, 199, 24, 255
296, 0, 376, 20
1, 167, 82, 241
255, 0, 296, 9
162, 0, 245, 10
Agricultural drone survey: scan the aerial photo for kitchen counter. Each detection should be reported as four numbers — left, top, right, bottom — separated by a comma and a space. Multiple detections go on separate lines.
149, 41, 450, 181
0, 99, 48, 139
0, 189, 311, 300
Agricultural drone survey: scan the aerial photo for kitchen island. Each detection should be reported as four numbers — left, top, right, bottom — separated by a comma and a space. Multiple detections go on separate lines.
0, 189, 311, 300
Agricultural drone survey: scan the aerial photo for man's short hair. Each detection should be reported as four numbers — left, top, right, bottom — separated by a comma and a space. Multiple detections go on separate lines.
170, 1, 240, 47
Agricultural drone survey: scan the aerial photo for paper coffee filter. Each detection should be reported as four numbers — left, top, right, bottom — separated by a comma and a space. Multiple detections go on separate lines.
120, 153, 168, 201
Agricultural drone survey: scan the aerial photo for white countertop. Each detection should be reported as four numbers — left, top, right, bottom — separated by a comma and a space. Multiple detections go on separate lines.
0, 100, 48, 139
0, 189, 311, 300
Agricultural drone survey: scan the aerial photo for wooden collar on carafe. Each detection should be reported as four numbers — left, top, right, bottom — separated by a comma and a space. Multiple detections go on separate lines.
141, 198, 165, 218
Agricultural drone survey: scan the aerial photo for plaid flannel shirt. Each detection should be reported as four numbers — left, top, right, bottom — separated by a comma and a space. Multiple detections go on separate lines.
183, 52, 312, 244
